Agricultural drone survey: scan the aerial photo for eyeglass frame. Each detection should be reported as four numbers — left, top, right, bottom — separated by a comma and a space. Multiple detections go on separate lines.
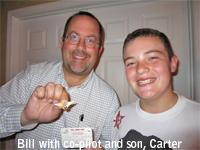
64, 32, 100, 48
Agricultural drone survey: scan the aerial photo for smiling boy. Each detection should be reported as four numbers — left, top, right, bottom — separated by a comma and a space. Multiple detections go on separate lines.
111, 28, 200, 149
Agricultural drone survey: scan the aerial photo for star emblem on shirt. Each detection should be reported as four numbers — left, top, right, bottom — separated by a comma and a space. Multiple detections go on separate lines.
113, 111, 125, 129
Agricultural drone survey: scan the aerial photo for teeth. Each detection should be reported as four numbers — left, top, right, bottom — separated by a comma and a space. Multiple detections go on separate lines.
74, 55, 86, 59
138, 79, 155, 85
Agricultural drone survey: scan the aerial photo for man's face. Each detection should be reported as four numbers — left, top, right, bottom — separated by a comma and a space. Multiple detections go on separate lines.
61, 15, 102, 76
123, 36, 177, 101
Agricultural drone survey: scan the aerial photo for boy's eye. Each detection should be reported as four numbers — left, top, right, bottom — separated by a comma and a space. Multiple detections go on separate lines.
127, 62, 135, 66
149, 57, 158, 60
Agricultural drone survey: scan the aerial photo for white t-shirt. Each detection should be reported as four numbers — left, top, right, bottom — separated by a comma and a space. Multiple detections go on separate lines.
111, 93, 200, 150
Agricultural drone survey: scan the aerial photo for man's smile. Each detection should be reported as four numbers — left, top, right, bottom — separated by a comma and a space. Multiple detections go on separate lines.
73, 54, 87, 59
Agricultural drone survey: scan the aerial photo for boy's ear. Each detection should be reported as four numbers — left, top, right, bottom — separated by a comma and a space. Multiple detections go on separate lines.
170, 55, 178, 73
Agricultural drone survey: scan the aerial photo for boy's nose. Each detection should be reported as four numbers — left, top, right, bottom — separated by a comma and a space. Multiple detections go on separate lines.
136, 62, 149, 74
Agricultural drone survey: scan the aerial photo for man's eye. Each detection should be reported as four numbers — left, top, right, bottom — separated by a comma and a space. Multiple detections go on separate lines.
71, 35, 79, 40
86, 38, 95, 43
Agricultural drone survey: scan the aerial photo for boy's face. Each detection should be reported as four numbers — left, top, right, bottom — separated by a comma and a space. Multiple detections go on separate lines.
123, 36, 178, 101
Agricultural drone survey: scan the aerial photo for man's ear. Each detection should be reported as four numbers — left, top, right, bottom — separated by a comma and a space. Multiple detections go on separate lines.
170, 55, 178, 73
60, 38, 64, 50
98, 45, 103, 56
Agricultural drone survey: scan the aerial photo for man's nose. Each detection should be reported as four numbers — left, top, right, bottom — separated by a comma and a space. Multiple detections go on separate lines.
76, 39, 86, 50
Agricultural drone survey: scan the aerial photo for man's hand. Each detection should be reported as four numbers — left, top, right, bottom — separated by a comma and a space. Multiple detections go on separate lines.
21, 82, 69, 126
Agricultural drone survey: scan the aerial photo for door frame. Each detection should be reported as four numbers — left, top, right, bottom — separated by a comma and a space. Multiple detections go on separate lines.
6, 0, 199, 101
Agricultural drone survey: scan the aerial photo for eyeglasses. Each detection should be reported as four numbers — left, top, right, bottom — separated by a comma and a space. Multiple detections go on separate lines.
65, 33, 99, 48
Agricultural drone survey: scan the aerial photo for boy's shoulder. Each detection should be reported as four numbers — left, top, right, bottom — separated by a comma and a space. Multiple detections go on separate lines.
118, 100, 139, 114
179, 94, 200, 110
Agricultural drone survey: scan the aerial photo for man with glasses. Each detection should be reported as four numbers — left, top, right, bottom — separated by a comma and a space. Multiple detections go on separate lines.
0, 11, 120, 150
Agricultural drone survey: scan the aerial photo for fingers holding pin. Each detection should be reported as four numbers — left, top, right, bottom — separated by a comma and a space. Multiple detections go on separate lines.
42, 83, 77, 111
54, 101, 77, 111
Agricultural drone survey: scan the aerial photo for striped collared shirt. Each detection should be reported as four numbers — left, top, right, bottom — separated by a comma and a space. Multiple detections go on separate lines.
0, 61, 120, 149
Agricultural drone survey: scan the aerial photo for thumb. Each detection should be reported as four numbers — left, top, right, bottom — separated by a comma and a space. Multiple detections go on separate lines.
52, 104, 63, 119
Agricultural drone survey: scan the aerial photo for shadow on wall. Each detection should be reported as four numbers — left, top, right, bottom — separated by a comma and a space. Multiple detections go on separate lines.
0, 140, 2, 149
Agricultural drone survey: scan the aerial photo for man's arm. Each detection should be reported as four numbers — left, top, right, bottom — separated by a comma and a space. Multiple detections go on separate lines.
0, 67, 68, 138
99, 92, 120, 150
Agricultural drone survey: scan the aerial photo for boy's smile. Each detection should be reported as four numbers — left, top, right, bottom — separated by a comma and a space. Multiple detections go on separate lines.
124, 36, 178, 103
137, 77, 156, 86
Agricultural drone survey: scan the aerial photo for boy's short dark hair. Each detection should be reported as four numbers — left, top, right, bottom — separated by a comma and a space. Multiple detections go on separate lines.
123, 28, 175, 60
62, 11, 103, 50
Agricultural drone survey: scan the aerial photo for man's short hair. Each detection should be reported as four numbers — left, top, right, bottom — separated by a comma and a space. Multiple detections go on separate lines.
62, 11, 104, 50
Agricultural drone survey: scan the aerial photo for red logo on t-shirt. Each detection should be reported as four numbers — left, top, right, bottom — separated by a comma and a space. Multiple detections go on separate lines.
113, 111, 125, 129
